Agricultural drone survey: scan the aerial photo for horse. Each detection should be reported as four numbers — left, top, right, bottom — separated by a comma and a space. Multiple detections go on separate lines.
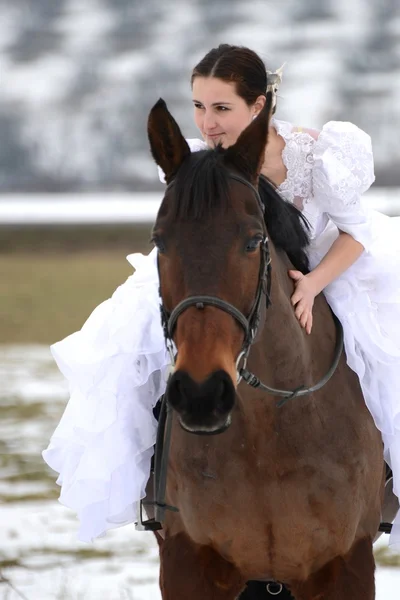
146, 93, 385, 599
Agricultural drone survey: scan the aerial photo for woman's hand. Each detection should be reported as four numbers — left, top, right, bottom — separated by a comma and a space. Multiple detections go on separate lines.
288, 270, 318, 335
288, 233, 364, 335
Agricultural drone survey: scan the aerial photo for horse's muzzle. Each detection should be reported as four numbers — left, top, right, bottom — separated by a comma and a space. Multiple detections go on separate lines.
167, 369, 235, 435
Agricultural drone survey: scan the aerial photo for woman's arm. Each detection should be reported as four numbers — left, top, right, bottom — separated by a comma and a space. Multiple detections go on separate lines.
308, 231, 364, 294
289, 231, 364, 333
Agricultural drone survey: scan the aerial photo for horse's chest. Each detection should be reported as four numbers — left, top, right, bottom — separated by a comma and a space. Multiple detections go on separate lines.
167, 448, 361, 580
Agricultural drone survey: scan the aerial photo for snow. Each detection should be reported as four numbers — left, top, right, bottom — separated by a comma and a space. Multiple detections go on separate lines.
1, 0, 400, 191
0, 190, 398, 225
1, 343, 400, 599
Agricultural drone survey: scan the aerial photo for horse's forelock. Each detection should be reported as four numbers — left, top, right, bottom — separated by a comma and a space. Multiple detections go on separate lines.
169, 149, 232, 221
161, 150, 310, 274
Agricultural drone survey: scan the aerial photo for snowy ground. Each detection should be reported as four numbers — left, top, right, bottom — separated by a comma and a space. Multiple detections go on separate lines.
0, 189, 399, 225
0, 500, 399, 600
1, 341, 400, 599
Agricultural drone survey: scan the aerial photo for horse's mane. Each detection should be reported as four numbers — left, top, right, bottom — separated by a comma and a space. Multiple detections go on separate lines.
258, 175, 310, 273
170, 149, 310, 273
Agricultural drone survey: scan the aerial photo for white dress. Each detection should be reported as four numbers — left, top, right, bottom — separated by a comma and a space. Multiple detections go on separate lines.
43, 120, 400, 547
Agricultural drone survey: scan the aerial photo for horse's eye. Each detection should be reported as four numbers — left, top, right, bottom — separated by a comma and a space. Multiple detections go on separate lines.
246, 236, 262, 253
151, 236, 166, 253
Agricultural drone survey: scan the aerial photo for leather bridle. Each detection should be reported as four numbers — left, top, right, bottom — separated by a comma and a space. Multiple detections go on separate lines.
159, 173, 272, 384
158, 172, 344, 398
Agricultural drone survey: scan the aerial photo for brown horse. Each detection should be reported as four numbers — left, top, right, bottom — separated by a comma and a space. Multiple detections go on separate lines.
146, 94, 385, 599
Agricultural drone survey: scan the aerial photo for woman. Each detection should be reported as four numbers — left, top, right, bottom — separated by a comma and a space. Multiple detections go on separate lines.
43, 44, 400, 547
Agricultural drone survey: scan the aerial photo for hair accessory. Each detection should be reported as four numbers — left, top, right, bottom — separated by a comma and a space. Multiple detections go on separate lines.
266, 63, 286, 108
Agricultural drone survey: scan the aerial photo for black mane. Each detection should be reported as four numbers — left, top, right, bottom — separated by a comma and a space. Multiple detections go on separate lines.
168, 149, 310, 273
258, 175, 310, 273
171, 149, 231, 220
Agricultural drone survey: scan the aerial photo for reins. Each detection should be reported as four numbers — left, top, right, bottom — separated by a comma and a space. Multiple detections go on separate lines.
239, 311, 344, 408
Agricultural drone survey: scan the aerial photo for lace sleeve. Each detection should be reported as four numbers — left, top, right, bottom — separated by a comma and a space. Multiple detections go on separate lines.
312, 121, 376, 250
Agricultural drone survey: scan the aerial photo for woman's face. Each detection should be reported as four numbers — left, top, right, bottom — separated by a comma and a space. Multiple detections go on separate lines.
192, 77, 263, 149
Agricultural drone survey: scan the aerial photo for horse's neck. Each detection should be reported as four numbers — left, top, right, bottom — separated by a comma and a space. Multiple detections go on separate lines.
253, 250, 324, 391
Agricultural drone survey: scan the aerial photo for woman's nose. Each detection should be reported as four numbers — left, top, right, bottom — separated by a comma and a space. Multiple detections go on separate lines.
203, 111, 218, 132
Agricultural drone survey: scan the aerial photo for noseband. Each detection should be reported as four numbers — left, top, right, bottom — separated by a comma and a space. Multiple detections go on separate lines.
159, 173, 272, 382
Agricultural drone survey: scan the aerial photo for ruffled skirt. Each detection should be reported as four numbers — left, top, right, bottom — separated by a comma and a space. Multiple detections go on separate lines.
44, 215, 400, 548
308, 212, 400, 549
42, 248, 170, 541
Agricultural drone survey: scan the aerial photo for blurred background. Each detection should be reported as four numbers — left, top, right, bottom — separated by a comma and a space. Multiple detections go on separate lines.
1, 1, 400, 599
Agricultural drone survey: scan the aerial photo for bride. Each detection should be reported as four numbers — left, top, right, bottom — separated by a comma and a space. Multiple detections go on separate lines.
43, 44, 400, 548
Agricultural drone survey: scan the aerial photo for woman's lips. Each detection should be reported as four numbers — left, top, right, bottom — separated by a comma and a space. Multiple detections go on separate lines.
206, 133, 225, 143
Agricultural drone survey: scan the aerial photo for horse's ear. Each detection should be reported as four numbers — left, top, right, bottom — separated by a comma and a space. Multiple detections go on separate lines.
224, 91, 274, 183
148, 98, 191, 184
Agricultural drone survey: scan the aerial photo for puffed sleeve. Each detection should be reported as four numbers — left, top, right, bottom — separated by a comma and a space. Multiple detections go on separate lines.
312, 121, 376, 251
158, 138, 208, 183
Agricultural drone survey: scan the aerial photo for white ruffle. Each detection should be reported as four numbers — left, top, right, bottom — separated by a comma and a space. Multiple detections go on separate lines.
312, 121, 376, 250
42, 248, 170, 542
307, 214, 400, 549
313, 121, 375, 204
275, 117, 400, 549
273, 117, 315, 210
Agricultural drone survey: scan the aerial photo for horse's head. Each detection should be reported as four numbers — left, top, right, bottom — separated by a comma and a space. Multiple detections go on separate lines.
148, 95, 273, 434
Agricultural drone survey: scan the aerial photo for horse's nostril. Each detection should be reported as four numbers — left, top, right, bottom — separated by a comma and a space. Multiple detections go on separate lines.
215, 377, 235, 414
167, 375, 184, 410
167, 369, 235, 426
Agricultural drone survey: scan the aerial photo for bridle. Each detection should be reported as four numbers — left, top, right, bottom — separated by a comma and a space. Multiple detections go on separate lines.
159, 172, 272, 384
141, 171, 345, 530
158, 172, 344, 402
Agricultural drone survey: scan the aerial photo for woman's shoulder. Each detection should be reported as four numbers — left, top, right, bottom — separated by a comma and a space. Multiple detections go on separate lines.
312, 121, 375, 205
316, 121, 372, 146
273, 117, 371, 147
277, 118, 374, 180
293, 125, 320, 140
272, 117, 319, 143
313, 121, 374, 169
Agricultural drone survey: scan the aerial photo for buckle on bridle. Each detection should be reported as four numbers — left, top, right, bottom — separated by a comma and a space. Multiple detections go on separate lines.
236, 348, 250, 384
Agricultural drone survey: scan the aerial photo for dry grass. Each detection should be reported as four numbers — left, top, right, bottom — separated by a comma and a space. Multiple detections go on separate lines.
374, 544, 400, 567
0, 252, 135, 344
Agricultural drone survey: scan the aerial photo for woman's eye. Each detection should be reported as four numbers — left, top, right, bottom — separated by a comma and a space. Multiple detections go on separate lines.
246, 237, 262, 252
216, 106, 229, 111
194, 103, 203, 109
